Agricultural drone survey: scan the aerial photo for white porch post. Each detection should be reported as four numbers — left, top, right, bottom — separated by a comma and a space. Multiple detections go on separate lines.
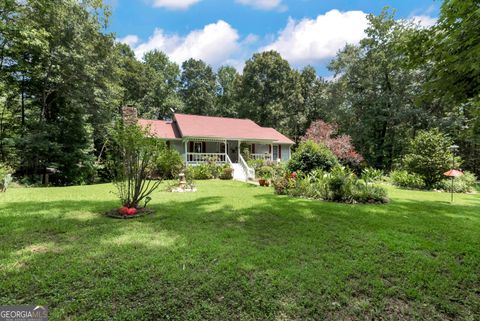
238, 140, 241, 162
184, 140, 188, 164
225, 139, 227, 163
271, 144, 273, 161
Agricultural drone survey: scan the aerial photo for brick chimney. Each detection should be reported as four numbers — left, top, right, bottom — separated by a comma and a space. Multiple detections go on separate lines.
122, 105, 138, 125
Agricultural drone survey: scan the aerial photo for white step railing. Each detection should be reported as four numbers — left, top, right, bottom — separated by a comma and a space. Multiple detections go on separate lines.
239, 154, 255, 180
186, 153, 227, 164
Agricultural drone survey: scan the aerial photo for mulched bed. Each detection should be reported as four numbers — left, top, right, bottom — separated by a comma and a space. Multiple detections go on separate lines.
105, 207, 155, 219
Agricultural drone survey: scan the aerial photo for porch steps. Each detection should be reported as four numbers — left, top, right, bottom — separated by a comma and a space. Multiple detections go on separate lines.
231, 163, 248, 181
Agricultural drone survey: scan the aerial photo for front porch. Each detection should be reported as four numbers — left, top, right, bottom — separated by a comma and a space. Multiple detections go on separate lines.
183, 138, 274, 165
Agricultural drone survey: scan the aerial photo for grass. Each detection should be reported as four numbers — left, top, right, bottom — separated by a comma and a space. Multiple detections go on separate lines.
0, 180, 479, 320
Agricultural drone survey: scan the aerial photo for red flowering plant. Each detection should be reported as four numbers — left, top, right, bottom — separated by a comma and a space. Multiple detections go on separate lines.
302, 120, 364, 170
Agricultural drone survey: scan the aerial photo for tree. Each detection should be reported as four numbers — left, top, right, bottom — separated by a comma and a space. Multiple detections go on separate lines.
237, 51, 303, 138
215, 65, 239, 117
405, 0, 480, 176
401, 129, 458, 188
110, 123, 163, 208
115, 43, 148, 109
141, 50, 182, 119
329, 10, 433, 169
179, 58, 216, 115
1, 0, 121, 185
302, 119, 364, 169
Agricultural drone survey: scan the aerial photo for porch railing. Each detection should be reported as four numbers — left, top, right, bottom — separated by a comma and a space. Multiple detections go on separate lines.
239, 154, 255, 180
186, 153, 227, 165
251, 153, 272, 161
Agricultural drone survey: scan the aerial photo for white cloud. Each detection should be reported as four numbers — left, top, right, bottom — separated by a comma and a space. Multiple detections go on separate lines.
117, 35, 140, 47
410, 15, 437, 27
132, 21, 241, 66
151, 0, 201, 10
236, 0, 287, 11
261, 10, 368, 65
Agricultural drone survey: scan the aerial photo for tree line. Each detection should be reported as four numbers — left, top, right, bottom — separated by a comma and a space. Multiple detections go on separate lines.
0, 0, 478, 185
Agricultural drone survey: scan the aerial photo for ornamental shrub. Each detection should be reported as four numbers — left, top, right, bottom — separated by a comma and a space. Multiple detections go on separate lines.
188, 163, 231, 180
156, 146, 183, 179
327, 165, 356, 202
219, 165, 234, 180
189, 164, 214, 180
109, 123, 163, 209
390, 170, 426, 189
401, 129, 459, 188
258, 166, 274, 179
287, 140, 338, 174
273, 165, 388, 204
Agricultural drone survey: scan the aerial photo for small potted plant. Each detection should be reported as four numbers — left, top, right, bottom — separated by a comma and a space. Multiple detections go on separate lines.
258, 165, 273, 187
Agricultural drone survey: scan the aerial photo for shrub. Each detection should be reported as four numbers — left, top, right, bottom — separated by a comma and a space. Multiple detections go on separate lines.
272, 176, 289, 195
434, 171, 477, 193
156, 146, 183, 179
390, 170, 426, 189
258, 166, 273, 180
188, 163, 230, 180
109, 123, 163, 208
326, 166, 356, 202
302, 119, 364, 169
273, 165, 388, 204
189, 164, 215, 180
361, 167, 384, 183
288, 140, 338, 174
247, 159, 265, 171
352, 182, 388, 203
401, 129, 459, 188
219, 165, 233, 180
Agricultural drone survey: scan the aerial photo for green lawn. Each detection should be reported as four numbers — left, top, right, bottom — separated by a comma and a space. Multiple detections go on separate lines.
0, 181, 479, 320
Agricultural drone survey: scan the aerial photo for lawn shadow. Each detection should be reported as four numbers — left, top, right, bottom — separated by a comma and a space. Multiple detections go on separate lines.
1, 188, 479, 320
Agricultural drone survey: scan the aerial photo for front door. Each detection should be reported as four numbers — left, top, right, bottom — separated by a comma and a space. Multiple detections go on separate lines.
227, 140, 239, 163
273, 145, 279, 160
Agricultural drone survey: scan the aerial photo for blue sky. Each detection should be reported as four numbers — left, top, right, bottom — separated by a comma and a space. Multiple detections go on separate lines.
108, 0, 439, 77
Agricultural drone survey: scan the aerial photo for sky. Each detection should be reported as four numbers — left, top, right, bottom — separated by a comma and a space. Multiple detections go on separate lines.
108, 0, 439, 77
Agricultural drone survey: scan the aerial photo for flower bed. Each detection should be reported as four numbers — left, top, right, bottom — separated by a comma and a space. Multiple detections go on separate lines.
272, 166, 389, 204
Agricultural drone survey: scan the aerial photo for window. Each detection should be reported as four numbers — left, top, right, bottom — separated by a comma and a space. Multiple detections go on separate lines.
194, 142, 203, 153
273, 145, 278, 160
219, 143, 225, 153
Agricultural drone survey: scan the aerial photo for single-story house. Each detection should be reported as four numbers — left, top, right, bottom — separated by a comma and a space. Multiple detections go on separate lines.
123, 106, 294, 180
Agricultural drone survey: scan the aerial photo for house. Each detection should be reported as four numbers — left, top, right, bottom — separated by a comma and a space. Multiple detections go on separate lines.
123, 106, 294, 180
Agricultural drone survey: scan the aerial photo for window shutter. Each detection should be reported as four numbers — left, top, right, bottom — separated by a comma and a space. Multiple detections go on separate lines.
189, 142, 193, 152
269, 145, 272, 153
252, 144, 255, 154
202, 142, 206, 152
279, 145, 282, 160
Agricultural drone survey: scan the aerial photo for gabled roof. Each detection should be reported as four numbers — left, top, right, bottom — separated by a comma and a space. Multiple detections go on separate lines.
138, 113, 294, 144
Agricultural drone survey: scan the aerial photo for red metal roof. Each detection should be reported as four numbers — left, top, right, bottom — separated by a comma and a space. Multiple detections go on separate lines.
138, 119, 181, 139
138, 113, 294, 144
259, 127, 295, 144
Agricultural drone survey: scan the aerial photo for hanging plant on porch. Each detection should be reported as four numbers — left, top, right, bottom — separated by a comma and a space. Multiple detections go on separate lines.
106, 122, 163, 219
